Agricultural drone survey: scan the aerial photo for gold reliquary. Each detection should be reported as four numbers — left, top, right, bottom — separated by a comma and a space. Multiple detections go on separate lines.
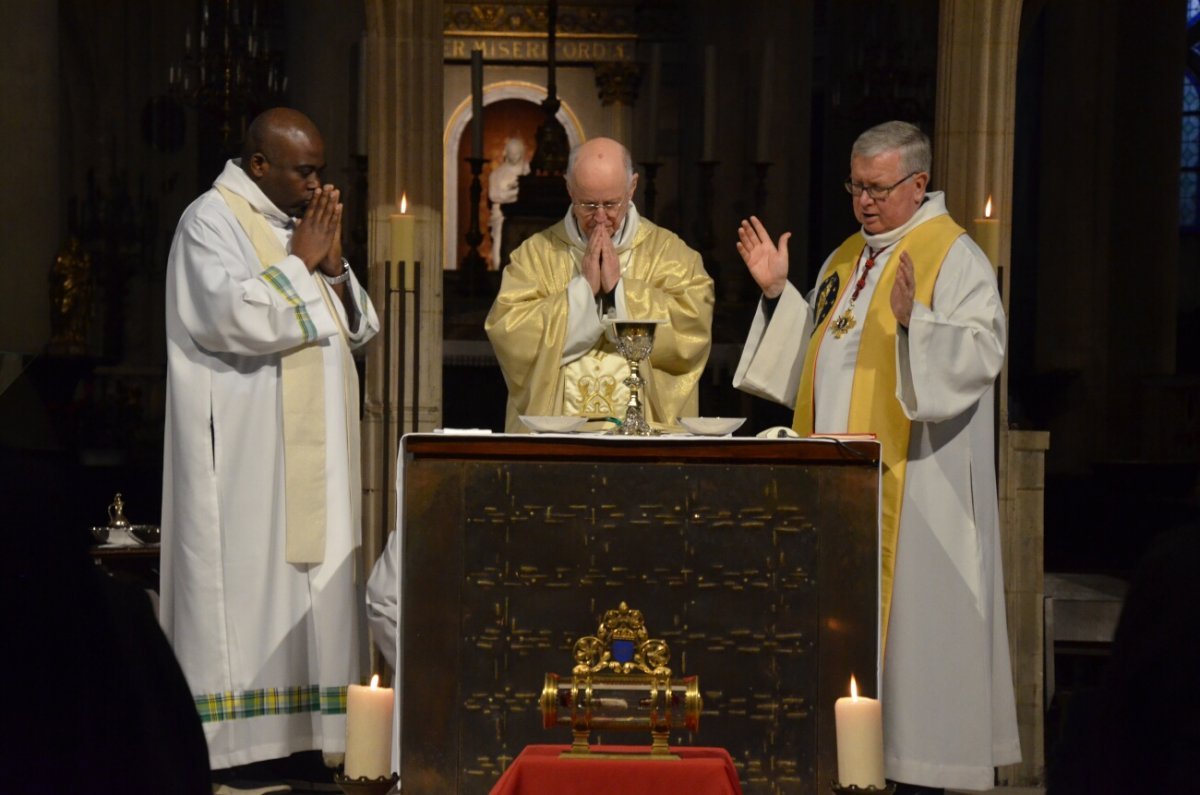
540, 602, 702, 758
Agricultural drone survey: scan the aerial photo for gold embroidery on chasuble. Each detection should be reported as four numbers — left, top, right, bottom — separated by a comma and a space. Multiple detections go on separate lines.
562, 350, 630, 418
813, 272, 840, 332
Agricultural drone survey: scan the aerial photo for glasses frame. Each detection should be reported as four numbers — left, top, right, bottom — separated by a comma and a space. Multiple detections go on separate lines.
843, 171, 921, 201
572, 198, 627, 215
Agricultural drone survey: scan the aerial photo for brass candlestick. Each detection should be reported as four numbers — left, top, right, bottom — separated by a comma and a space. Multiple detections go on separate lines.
333, 771, 398, 795
831, 781, 896, 794
606, 319, 664, 436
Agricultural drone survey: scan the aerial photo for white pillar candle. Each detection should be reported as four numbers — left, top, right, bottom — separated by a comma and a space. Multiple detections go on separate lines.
390, 192, 416, 283
973, 194, 1001, 271
834, 675, 885, 789
345, 674, 395, 779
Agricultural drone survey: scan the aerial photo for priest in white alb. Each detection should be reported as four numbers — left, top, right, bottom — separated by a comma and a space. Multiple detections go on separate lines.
160, 108, 379, 772
733, 121, 1020, 793
485, 136, 713, 433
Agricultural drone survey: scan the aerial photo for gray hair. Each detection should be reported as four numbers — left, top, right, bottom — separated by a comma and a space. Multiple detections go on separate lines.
851, 121, 931, 177
565, 140, 635, 189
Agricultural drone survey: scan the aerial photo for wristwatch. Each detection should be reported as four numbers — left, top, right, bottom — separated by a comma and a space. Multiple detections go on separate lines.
322, 259, 351, 285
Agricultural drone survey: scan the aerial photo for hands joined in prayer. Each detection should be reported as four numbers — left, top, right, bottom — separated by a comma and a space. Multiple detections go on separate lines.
292, 184, 343, 275
581, 217, 621, 297
736, 216, 791, 299
737, 215, 918, 326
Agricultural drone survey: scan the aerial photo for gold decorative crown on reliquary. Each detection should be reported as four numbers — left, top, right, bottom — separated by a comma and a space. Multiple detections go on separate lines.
541, 602, 702, 758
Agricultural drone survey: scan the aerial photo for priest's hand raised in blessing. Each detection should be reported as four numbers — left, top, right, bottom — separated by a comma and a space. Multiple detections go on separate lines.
890, 250, 916, 328
736, 216, 791, 299
581, 219, 619, 297
292, 185, 343, 273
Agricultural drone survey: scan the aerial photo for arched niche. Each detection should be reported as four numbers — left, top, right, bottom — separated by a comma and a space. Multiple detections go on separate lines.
442, 81, 584, 269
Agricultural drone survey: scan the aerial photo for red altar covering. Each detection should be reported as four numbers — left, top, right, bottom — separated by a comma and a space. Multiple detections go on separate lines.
490, 745, 743, 795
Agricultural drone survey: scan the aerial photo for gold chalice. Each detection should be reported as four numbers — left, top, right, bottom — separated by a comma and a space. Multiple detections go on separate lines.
605, 319, 666, 436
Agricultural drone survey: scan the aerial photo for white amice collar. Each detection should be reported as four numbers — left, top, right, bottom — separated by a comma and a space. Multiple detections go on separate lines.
861, 190, 949, 249
213, 159, 294, 228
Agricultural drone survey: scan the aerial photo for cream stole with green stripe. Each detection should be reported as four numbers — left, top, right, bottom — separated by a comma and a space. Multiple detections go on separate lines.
792, 214, 964, 652
216, 184, 354, 564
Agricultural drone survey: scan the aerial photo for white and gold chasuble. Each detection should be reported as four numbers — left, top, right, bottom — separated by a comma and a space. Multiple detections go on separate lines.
486, 206, 714, 433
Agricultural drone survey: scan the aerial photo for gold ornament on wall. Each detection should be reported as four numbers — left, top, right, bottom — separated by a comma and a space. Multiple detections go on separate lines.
48, 237, 94, 356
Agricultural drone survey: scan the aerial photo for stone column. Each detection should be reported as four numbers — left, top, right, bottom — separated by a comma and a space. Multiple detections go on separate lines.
0, 2, 59, 352
934, 0, 1022, 426
1000, 429, 1050, 786
361, 0, 444, 675
934, 1, 1042, 785
593, 61, 642, 145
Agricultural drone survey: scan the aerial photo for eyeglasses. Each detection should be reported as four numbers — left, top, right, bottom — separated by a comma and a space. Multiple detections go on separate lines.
573, 198, 626, 215
843, 171, 920, 200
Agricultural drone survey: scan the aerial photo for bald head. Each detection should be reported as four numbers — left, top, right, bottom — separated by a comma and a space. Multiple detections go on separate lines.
566, 137, 634, 193
565, 137, 638, 235
241, 107, 322, 163
240, 107, 326, 217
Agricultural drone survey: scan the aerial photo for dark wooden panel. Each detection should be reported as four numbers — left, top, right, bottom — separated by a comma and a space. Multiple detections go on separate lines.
404, 434, 879, 465
401, 437, 879, 794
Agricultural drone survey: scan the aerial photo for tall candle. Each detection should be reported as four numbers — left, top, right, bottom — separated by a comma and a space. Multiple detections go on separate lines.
645, 44, 662, 162
834, 675, 885, 789
755, 39, 773, 162
702, 45, 716, 161
470, 48, 484, 160
974, 194, 1000, 270
390, 192, 416, 280
345, 674, 394, 779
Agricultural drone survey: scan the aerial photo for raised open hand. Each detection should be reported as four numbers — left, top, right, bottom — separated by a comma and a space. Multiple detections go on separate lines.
736, 216, 791, 299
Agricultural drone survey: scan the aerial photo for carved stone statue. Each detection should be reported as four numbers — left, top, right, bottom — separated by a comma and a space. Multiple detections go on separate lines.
48, 236, 94, 355
488, 137, 531, 268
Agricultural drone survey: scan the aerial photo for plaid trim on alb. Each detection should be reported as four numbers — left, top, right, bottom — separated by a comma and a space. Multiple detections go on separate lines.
260, 265, 318, 342
194, 684, 347, 723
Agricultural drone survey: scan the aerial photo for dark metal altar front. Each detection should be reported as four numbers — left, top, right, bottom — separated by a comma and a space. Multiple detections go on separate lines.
399, 436, 880, 794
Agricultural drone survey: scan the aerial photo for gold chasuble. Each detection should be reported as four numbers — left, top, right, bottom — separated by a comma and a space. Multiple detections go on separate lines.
216, 185, 358, 564
793, 214, 964, 650
486, 216, 713, 434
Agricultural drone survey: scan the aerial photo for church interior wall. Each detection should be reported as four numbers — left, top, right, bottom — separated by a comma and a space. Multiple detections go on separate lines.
1, 0, 1197, 679
283, 1, 366, 189
1012, 0, 1197, 576
1015, 0, 1186, 473
0, 2, 59, 354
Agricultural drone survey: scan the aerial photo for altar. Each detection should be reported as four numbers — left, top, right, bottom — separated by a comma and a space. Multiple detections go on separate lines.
392, 433, 881, 793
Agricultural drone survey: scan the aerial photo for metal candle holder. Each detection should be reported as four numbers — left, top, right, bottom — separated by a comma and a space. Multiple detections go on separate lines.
831, 781, 896, 794
333, 771, 399, 795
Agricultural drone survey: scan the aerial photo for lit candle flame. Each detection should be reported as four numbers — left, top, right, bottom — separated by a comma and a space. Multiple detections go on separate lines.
370, 673, 380, 689
984, 195, 994, 219
399, 193, 408, 214
850, 674, 858, 700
